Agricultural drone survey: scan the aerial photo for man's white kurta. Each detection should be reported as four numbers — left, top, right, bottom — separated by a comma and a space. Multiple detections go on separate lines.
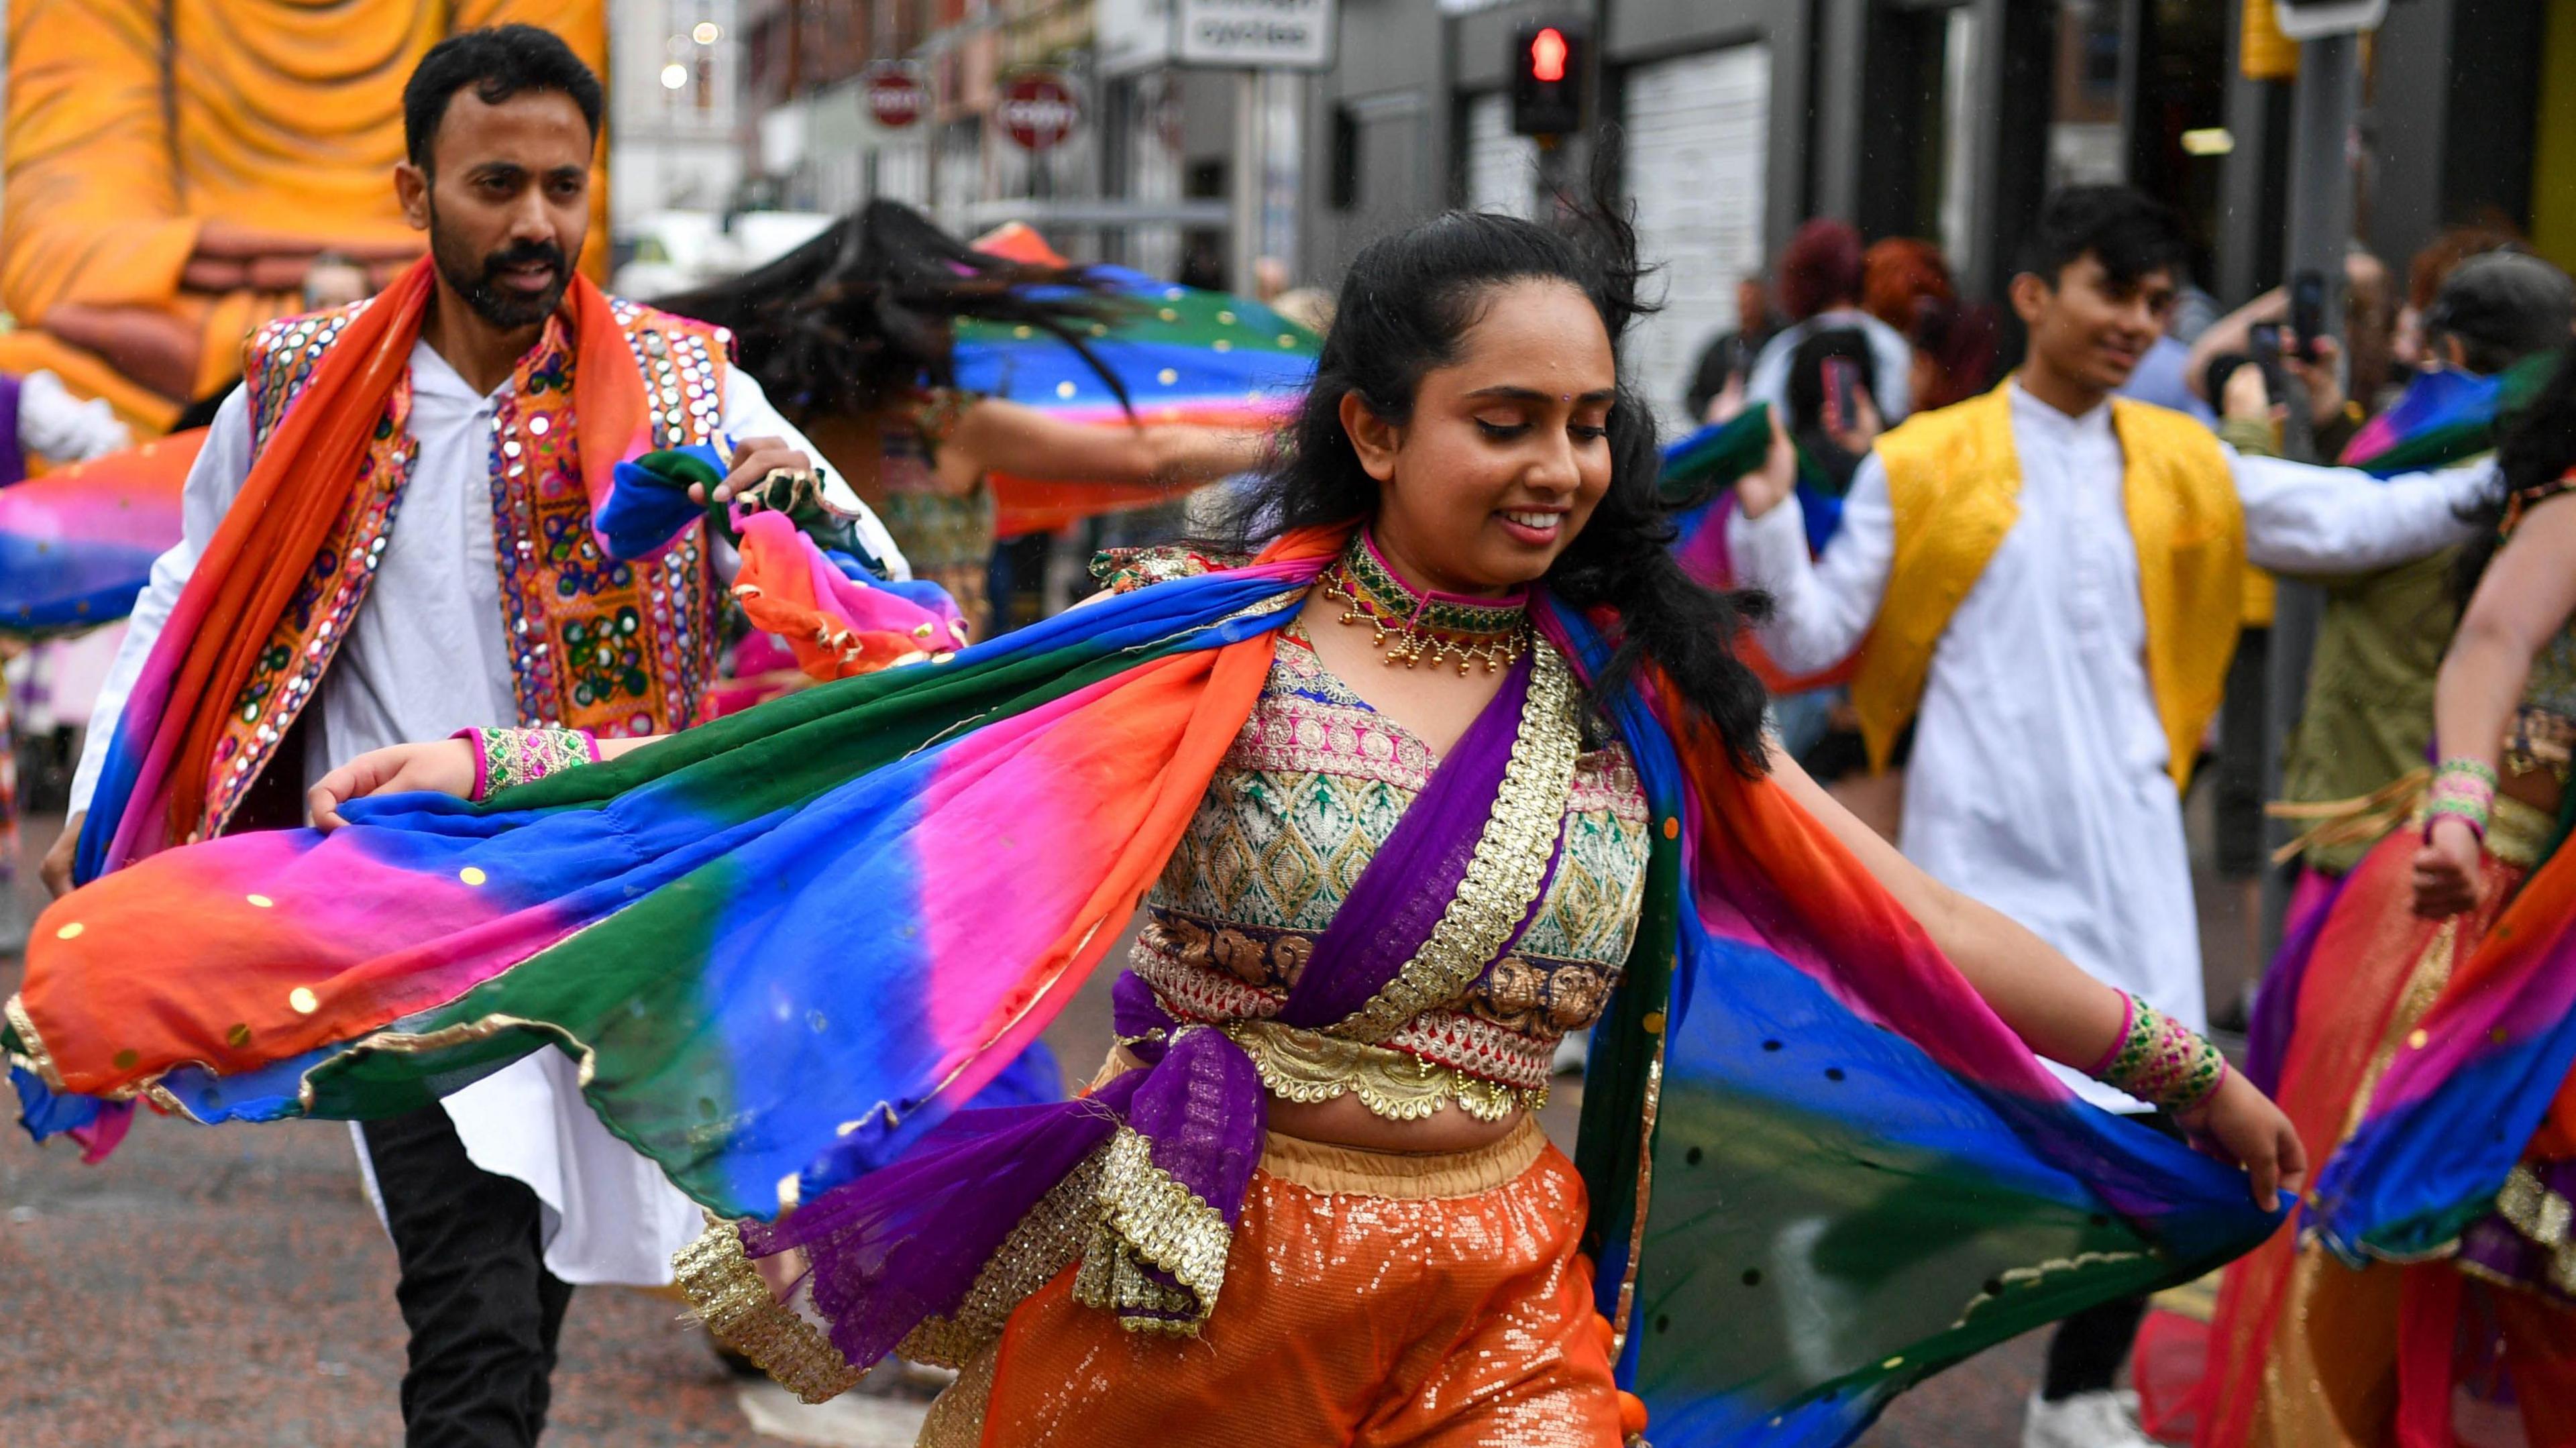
70, 336, 908, 1283
1727, 382, 2493, 1111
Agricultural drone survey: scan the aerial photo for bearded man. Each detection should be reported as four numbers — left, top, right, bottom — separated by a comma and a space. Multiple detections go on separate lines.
42, 27, 904, 1446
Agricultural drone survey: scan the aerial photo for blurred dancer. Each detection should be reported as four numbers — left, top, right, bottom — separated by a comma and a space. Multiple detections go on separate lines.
44, 30, 902, 1447
658, 204, 1268, 638
1728, 186, 2501, 1448
2254, 252, 2576, 1071
2204, 339, 2576, 1448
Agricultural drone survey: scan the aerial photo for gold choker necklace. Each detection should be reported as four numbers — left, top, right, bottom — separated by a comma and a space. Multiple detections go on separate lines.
1320, 533, 1529, 673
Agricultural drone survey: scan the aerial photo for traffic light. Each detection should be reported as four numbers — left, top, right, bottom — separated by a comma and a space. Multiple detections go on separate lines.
1509, 19, 1588, 138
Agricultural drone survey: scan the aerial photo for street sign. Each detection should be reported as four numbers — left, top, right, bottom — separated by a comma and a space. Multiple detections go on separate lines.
1173, 0, 1337, 70
861, 63, 928, 129
998, 70, 1081, 152
2270, 0, 2386, 39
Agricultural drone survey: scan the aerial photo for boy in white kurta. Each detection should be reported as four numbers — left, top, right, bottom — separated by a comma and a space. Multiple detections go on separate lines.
1726, 186, 2494, 1448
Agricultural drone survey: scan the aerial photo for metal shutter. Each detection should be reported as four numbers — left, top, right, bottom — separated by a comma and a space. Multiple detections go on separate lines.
1621, 44, 1770, 434
1461, 92, 1538, 219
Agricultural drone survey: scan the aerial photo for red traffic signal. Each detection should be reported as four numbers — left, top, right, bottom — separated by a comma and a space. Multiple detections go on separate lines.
1531, 27, 1568, 82
1510, 18, 1587, 137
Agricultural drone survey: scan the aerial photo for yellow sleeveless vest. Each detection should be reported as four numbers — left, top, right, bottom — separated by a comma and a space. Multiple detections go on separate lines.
1851, 383, 2245, 789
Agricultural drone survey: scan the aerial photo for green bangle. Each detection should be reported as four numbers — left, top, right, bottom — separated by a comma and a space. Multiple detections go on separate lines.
2435, 757, 2500, 787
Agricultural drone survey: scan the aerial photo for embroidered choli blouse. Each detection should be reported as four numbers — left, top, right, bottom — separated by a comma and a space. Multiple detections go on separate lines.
1123, 626, 1654, 1121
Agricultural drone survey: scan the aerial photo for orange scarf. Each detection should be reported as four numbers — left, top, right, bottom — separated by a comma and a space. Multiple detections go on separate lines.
106, 258, 651, 867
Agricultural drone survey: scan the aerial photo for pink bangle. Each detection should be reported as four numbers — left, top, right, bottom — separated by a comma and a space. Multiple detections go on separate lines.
451, 728, 494, 802
2085, 991, 2139, 1078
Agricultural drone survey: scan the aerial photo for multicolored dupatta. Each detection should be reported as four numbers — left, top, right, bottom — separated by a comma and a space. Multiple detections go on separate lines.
696, 645, 1582, 1392
2304, 838, 2576, 1266
2338, 353, 2558, 478
7, 526, 2277, 1444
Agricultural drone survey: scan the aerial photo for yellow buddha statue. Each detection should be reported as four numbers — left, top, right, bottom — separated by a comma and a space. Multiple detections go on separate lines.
0, 1, 608, 430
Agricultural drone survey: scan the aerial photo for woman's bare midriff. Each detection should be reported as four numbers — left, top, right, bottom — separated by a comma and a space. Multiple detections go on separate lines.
1265, 1093, 1529, 1154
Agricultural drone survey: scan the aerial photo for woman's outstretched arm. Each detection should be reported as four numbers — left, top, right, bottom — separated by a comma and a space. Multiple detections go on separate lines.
1765, 744, 2306, 1209
306, 732, 665, 828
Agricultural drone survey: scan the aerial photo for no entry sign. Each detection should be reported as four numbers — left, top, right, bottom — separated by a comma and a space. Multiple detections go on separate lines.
998, 70, 1080, 151
863, 64, 928, 129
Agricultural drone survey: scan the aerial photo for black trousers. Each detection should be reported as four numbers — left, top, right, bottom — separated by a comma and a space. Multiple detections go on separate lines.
361, 1106, 574, 1447
2041, 1111, 2181, 1401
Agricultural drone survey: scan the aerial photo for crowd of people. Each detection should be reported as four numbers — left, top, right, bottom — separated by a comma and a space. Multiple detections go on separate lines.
1686, 192, 2576, 1448
2, 20, 2575, 1448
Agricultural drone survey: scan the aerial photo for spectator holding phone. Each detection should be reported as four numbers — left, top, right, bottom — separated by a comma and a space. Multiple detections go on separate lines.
2247, 252, 2576, 1057
1744, 219, 1916, 425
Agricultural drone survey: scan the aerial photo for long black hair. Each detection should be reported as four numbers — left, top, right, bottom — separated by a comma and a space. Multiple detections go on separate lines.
1205, 166, 1773, 773
655, 200, 1131, 426
2454, 340, 2576, 601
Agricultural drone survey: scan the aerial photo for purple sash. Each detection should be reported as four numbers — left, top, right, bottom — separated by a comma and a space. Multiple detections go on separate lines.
718, 645, 1575, 1387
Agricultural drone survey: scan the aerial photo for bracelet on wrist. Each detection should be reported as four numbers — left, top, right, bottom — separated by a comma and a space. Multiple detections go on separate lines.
452, 726, 600, 801
2423, 759, 2496, 842
2434, 757, 2500, 787
2092, 992, 2229, 1115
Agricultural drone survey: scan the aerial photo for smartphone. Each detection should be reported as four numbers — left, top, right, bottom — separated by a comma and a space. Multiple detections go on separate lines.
1821, 356, 1862, 436
2288, 270, 2326, 363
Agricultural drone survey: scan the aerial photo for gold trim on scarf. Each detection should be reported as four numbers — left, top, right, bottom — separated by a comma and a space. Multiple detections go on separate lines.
915, 1342, 1000, 1448
4, 994, 64, 1091
2266, 767, 2432, 867
899, 1151, 1108, 1368
1951, 1248, 2154, 1330
672, 1221, 866, 1405
1611, 1034, 1664, 1362
1334, 644, 1585, 1044
1071, 1125, 1234, 1335
1224, 1019, 1541, 1123
2269, 773, 2555, 868
2493, 1164, 2576, 1296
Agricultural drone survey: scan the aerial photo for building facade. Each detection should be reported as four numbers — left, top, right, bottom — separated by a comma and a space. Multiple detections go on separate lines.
731, 0, 2576, 410
610, 0, 752, 230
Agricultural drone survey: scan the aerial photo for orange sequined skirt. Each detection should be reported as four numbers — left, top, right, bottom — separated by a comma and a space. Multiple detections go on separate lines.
919, 1117, 1626, 1447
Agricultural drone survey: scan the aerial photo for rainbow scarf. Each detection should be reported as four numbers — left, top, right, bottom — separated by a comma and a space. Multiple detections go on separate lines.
2339, 353, 2559, 478
952, 264, 1317, 537
2306, 832, 2576, 1266
8, 527, 2275, 1443
0, 430, 200, 638
1662, 406, 1860, 696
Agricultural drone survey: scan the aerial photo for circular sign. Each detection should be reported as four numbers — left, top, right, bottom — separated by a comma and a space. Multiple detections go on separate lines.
998, 71, 1079, 152
863, 64, 928, 129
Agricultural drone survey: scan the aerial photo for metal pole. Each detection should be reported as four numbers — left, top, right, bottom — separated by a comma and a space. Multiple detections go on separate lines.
2257, 30, 2361, 964
1228, 68, 1265, 292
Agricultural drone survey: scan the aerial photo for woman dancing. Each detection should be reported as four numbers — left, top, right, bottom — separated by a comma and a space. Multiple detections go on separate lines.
11, 201, 2299, 1445
2204, 343, 2576, 1448
659, 201, 1267, 637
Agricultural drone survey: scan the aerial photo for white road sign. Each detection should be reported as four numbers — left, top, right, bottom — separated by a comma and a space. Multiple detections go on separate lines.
1173, 0, 1337, 70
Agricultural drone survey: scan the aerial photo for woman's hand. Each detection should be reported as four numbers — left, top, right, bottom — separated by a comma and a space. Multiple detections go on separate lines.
2179, 1069, 2307, 1213
2410, 816, 2485, 918
306, 739, 476, 830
